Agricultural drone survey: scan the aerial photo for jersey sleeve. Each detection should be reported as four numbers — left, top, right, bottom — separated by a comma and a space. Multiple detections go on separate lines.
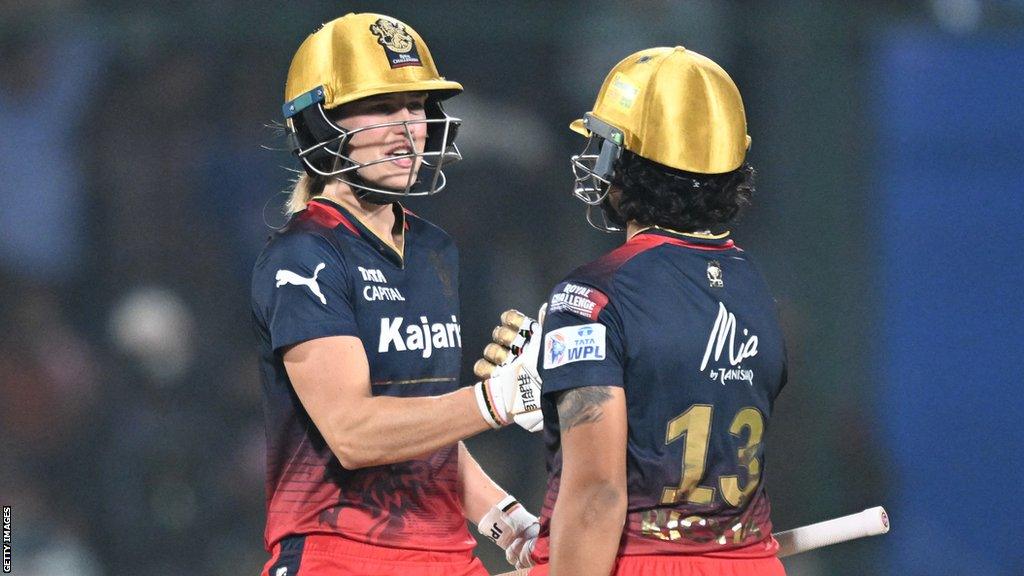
538, 280, 626, 396
253, 232, 358, 352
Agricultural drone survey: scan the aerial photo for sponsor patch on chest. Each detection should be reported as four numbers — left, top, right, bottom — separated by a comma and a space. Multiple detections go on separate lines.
359, 266, 406, 301
543, 323, 606, 369
378, 315, 461, 359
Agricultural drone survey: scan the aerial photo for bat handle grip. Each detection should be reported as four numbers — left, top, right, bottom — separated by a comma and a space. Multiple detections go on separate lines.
775, 506, 890, 558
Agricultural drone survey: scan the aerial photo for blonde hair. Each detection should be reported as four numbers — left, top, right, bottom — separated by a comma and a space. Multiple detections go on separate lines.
286, 173, 327, 215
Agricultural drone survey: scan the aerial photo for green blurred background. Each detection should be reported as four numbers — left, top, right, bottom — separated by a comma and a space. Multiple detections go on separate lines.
2, 1, 1022, 574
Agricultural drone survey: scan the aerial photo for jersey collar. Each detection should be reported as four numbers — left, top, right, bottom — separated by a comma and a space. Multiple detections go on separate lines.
632, 226, 735, 248
307, 197, 408, 268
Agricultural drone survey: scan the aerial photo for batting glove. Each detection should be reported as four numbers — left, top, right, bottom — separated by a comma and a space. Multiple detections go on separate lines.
478, 495, 540, 570
473, 305, 545, 432
473, 308, 535, 379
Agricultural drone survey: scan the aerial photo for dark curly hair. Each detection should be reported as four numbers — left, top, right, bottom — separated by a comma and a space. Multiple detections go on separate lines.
610, 150, 755, 231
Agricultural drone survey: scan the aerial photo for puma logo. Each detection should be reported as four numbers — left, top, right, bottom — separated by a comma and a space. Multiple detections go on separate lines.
276, 262, 327, 305
275, 567, 288, 576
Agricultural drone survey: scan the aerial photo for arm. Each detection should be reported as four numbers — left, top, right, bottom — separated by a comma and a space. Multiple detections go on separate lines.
458, 441, 508, 522
284, 335, 490, 469
549, 386, 628, 576
460, 442, 541, 569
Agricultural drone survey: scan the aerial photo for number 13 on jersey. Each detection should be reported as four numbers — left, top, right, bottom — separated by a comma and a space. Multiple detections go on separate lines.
660, 404, 765, 507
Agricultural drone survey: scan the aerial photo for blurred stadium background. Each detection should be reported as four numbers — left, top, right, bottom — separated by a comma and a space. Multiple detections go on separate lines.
2, 0, 1022, 574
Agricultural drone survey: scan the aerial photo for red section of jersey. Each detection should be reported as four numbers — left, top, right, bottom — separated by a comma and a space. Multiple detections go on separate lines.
532, 532, 778, 566
303, 200, 361, 237
528, 551, 785, 576
618, 493, 778, 557
588, 233, 740, 283
264, 443, 473, 554
262, 535, 488, 576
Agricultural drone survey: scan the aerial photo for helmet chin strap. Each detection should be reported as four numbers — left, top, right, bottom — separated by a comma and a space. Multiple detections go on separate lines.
600, 195, 627, 229
354, 182, 403, 205
324, 171, 405, 206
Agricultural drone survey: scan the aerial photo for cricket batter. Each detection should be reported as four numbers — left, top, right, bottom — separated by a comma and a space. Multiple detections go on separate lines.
528, 46, 788, 575
251, 13, 542, 575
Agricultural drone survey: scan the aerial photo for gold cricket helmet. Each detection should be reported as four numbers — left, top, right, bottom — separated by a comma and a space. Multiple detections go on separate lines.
570, 46, 750, 175
283, 13, 464, 197
284, 12, 462, 116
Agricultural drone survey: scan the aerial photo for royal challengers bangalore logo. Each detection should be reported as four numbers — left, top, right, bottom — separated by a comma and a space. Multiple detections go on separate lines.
369, 18, 422, 68
707, 260, 724, 288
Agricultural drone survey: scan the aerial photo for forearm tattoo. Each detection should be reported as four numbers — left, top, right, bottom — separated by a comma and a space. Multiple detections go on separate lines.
557, 386, 614, 430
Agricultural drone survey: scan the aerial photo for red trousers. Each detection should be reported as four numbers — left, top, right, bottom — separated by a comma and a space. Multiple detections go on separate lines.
261, 535, 488, 576
528, 554, 786, 576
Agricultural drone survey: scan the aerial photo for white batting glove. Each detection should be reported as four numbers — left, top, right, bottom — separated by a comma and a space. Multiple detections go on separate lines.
505, 525, 538, 570
473, 309, 536, 379
473, 305, 546, 432
477, 496, 540, 570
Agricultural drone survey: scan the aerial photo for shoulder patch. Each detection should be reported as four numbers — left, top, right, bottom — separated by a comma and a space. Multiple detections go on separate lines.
543, 323, 606, 369
548, 282, 609, 321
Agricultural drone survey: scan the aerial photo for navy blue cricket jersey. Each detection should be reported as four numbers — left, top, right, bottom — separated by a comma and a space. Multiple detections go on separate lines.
250, 197, 474, 553
532, 228, 787, 560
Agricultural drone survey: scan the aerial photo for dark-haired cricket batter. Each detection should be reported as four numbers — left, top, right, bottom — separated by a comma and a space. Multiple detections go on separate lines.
528, 47, 788, 576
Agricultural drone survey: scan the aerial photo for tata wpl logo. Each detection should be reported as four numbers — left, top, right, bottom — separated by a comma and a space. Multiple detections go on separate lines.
543, 323, 606, 369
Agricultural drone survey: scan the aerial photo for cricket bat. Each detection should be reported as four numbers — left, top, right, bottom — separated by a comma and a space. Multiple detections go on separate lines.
494, 506, 890, 575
